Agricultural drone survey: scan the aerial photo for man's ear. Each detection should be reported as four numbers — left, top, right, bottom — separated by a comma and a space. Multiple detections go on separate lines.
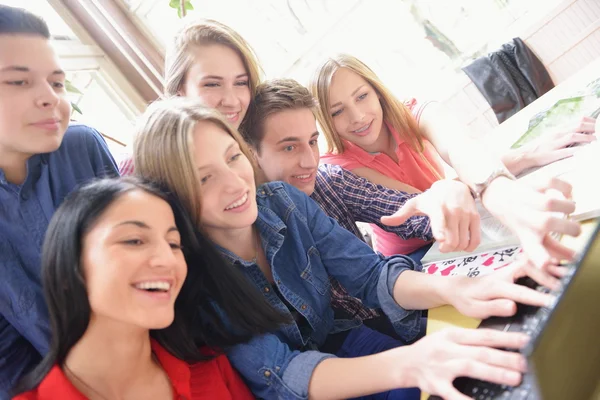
249, 147, 269, 185
249, 146, 261, 166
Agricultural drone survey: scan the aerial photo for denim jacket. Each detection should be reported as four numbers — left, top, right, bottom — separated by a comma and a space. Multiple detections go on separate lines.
216, 182, 422, 399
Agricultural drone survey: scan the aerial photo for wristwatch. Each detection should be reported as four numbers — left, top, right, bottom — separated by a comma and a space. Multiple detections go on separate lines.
469, 164, 516, 199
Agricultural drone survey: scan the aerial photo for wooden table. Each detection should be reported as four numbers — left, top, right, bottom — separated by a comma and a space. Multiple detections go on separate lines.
421, 56, 600, 400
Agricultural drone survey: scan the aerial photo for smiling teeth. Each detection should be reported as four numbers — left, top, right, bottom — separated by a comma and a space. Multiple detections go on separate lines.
353, 123, 370, 133
134, 281, 170, 291
225, 193, 248, 210
225, 113, 237, 119
294, 174, 310, 179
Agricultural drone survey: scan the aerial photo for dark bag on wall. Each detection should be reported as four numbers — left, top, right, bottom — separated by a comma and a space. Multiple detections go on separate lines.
462, 38, 554, 123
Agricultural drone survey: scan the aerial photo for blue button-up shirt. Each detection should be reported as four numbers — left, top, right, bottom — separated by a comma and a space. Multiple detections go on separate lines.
0, 124, 118, 396
217, 182, 422, 400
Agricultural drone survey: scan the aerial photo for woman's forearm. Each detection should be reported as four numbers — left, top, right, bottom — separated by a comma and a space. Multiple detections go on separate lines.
418, 102, 510, 189
308, 348, 413, 399
501, 147, 533, 176
392, 270, 453, 310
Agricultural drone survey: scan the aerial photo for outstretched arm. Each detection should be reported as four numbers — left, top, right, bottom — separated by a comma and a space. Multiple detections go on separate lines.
417, 101, 581, 268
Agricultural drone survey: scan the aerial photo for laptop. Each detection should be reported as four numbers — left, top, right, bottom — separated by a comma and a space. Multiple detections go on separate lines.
429, 219, 600, 400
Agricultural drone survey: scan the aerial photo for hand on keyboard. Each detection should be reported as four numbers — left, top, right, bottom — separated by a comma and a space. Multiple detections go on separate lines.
406, 327, 529, 400
446, 259, 559, 319
500, 256, 568, 292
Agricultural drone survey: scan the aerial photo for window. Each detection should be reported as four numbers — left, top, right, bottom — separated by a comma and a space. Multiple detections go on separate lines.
124, 0, 564, 102
123, 0, 363, 77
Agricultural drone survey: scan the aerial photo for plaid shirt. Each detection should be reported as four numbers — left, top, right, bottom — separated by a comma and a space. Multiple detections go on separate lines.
119, 156, 134, 176
311, 164, 433, 320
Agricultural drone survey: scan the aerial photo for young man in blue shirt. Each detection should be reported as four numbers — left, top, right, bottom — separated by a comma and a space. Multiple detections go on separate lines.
0, 6, 118, 395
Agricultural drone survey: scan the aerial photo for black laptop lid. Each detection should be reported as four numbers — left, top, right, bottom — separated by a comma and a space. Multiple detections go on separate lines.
528, 219, 600, 400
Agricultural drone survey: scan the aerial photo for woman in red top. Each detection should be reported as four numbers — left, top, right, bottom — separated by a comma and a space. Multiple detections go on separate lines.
12, 178, 287, 399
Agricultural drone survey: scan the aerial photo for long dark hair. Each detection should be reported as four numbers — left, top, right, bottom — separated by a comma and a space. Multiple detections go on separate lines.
14, 177, 287, 394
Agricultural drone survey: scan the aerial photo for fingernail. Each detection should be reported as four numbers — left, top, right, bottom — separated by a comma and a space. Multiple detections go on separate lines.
506, 370, 522, 383
520, 334, 530, 346
520, 357, 528, 372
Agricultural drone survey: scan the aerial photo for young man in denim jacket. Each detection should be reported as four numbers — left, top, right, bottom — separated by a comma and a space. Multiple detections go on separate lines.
0, 6, 118, 395
240, 78, 481, 336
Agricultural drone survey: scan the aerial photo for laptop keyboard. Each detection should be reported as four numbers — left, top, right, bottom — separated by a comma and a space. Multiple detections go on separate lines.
458, 372, 537, 400
429, 273, 573, 400
479, 278, 552, 337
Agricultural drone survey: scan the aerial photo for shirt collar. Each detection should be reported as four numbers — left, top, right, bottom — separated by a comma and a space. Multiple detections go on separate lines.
31, 340, 191, 400
340, 120, 403, 160
385, 120, 404, 146
342, 138, 378, 162
151, 339, 192, 400
0, 153, 45, 186
216, 186, 287, 266
35, 365, 88, 400
255, 186, 287, 234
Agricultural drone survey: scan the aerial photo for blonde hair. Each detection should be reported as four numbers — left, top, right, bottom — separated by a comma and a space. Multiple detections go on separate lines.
164, 18, 262, 98
309, 54, 424, 155
133, 97, 256, 225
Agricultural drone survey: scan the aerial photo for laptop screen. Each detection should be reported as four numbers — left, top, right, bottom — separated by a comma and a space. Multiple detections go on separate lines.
530, 220, 600, 400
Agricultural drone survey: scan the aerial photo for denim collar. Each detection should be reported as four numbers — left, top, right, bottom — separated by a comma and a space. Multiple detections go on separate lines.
215, 191, 287, 267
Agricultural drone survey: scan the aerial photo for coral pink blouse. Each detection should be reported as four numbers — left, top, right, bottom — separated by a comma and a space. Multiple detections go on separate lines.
321, 99, 445, 256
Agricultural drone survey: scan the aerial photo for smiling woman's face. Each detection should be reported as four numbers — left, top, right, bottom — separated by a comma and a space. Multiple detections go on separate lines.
181, 44, 251, 129
328, 67, 384, 149
81, 189, 186, 330
192, 120, 257, 237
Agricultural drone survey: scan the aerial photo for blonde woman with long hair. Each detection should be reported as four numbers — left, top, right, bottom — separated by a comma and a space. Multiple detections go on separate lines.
310, 54, 585, 267
132, 96, 558, 400
119, 18, 262, 175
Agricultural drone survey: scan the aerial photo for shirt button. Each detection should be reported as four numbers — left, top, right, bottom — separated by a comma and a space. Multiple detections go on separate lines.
264, 371, 271, 378
263, 286, 270, 293
301, 304, 307, 310
21, 193, 29, 201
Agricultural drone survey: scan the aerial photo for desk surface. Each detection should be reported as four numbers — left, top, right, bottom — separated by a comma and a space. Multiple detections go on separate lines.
421, 56, 599, 400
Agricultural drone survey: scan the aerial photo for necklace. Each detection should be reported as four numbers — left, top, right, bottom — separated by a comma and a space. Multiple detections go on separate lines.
63, 363, 110, 400
63, 353, 173, 400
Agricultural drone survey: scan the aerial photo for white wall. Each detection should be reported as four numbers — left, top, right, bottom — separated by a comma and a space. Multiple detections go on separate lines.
443, 0, 600, 138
